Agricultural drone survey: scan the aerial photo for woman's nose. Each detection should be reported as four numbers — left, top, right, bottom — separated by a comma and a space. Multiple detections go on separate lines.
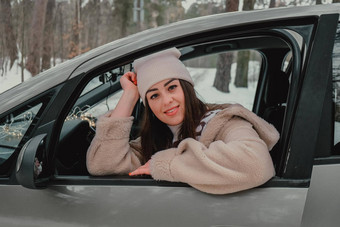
163, 94, 174, 105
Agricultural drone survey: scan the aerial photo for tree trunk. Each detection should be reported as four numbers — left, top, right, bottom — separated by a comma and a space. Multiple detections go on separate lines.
113, 0, 133, 38
0, 0, 18, 69
56, 2, 65, 62
234, 0, 255, 88
214, 53, 234, 92
21, 0, 26, 82
42, 0, 56, 71
213, 0, 239, 93
1, 37, 4, 77
85, 0, 100, 50
68, 0, 81, 59
234, 51, 249, 87
226, 0, 239, 11
26, 0, 48, 76
269, 0, 276, 8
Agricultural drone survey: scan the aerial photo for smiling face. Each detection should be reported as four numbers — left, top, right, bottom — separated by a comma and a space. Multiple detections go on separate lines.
146, 79, 185, 126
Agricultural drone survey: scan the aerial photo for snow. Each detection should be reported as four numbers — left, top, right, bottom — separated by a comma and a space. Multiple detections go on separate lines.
0, 59, 32, 94
188, 65, 257, 110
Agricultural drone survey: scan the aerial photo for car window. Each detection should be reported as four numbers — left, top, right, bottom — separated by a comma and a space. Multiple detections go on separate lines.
57, 29, 306, 179
183, 50, 261, 110
57, 48, 265, 176
57, 67, 127, 175
0, 102, 43, 166
80, 67, 124, 96
333, 23, 340, 149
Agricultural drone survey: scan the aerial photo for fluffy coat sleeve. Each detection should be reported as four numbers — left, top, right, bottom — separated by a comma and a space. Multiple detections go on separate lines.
150, 117, 276, 195
86, 111, 142, 175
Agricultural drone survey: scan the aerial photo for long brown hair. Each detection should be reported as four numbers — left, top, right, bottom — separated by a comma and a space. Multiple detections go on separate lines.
140, 79, 207, 163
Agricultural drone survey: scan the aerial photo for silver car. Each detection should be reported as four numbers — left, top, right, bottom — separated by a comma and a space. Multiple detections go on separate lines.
0, 4, 339, 227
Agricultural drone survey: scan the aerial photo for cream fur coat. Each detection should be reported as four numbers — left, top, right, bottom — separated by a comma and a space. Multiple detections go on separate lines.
86, 104, 279, 194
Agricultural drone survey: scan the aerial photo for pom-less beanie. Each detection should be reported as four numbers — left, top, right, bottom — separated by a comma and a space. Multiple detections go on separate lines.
133, 48, 194, 104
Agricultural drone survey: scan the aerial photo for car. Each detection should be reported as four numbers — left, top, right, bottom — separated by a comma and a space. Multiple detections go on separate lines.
0, 3, 339, 227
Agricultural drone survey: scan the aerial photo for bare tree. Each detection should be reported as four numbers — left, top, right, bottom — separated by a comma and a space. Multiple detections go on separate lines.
269, 0, 276, 8
234, 0, 256, 88
42, 0, 56, 71
148, 0, 162, 28
213, 0, 239, 93
54, 2, 67, 63
26, 0, 48, 76
98, 0, 115, 46
113, 0, 133, 39
68, 0, 82, 59
82, 0, 100, 51
0, 0, 18, 70
20, 0, 26, 82
166, 0, 185, 23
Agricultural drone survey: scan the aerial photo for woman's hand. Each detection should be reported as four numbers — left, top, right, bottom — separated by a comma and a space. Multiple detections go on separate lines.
120, 71, 138, 90
109, 72, 140, 118
120, 71, 139, 101
129, 160, 151, 176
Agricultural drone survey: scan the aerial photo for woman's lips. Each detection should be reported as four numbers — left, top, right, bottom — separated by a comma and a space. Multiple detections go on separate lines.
164, 106, 179, 116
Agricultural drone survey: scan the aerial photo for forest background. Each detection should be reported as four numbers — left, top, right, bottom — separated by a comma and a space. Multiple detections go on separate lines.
0, 0, 339, 89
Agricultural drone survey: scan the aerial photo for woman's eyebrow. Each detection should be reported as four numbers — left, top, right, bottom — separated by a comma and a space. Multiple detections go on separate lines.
164, 78, 177, 87
146, 79, 177, 95
146, 88, 158, 95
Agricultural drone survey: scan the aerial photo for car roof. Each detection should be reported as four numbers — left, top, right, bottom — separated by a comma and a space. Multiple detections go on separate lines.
0, 3, 339, 114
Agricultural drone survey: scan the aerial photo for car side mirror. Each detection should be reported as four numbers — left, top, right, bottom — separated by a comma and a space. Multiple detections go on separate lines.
16, 134, 48, 189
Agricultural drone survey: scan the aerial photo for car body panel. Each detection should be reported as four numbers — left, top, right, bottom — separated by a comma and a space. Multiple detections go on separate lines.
0, 185, 307, 227
301, 163, 340, 227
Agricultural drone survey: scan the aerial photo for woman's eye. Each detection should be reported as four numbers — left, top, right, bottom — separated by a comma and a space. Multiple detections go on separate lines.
168, 85, 177, 91
150, 94, 158, 100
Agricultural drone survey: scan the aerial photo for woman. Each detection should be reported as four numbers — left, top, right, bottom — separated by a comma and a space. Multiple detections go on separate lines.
86, 48, 279, 194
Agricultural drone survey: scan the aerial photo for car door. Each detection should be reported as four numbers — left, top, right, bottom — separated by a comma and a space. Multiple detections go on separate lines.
0, 7, 339, 227
301, 21, 340, 227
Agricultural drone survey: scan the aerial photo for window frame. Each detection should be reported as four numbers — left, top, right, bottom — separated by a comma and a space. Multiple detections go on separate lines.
52, 26, 312, 188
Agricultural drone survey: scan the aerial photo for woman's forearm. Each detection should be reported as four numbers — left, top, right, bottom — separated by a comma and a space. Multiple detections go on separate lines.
109, 90, 140, 118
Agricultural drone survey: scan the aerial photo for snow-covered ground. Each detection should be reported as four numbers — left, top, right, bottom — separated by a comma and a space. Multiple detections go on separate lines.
0, 60, 32, 94
188, 65, 257, 109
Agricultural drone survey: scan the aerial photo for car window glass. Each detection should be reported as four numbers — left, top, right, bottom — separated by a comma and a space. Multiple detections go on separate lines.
80, 76, 104, 96
333, 23, 340, 147
80, 68, 123, 96
0, 103, 42, 166
66, 90, 123, 124
183, 50, 261, 110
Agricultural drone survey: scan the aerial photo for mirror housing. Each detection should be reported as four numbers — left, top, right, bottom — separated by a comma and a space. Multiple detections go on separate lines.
16, 134, 48, 189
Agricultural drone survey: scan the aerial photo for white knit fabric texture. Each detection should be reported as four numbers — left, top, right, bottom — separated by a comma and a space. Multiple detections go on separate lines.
133, 47, 194, 103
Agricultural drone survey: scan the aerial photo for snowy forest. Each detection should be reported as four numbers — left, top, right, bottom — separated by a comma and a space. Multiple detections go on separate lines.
0, 0, 339, 80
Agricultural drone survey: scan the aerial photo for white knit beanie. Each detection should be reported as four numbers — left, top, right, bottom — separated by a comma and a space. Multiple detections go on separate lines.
133, 48, 194, 104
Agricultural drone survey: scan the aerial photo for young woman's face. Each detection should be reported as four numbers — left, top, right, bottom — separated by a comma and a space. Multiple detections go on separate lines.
146, 79, 185, 126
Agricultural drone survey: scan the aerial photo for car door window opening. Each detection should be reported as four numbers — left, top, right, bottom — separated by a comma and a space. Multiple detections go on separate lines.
55, 31, 305, 188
